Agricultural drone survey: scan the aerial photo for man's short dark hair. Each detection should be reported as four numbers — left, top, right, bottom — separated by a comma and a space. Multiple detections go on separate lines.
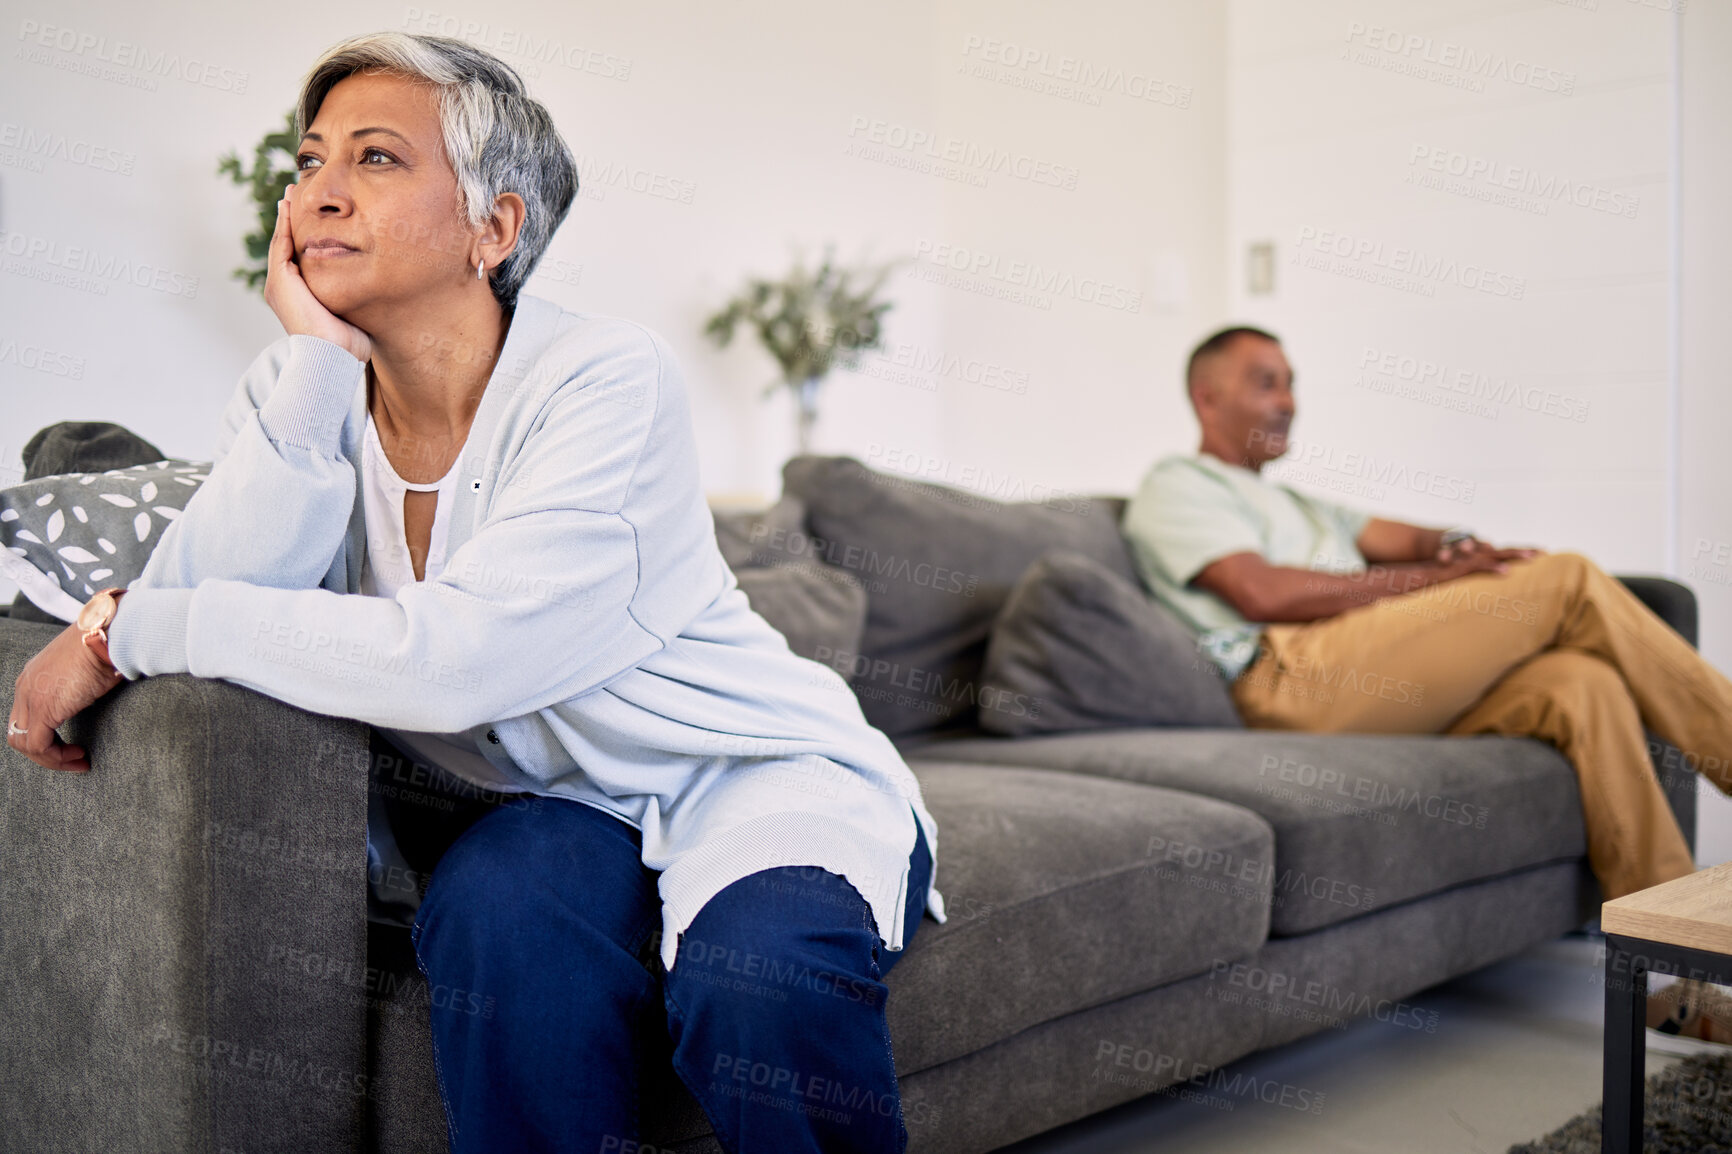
1186, 325, 1281, 393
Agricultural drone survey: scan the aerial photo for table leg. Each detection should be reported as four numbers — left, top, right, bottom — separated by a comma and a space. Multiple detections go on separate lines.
1601, 940, 1645, 1154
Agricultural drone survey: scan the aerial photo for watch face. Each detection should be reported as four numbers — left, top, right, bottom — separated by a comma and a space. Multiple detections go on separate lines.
78, 590, 117, 632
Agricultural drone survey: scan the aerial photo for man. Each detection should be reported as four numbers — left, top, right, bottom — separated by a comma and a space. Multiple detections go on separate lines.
1121, 325, 1732, 1040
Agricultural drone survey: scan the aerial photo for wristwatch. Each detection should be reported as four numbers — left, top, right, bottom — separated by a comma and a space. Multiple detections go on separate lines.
76, 586, 129, 675
1439, 527, 1476, 550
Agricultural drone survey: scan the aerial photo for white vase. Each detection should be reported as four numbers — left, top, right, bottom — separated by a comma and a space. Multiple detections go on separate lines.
793, 376, 822, 456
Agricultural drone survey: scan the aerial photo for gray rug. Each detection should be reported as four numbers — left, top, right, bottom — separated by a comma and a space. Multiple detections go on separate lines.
1509, 1051, 1732, 1153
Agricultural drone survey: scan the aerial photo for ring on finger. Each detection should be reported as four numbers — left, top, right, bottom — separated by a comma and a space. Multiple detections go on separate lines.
7, 720, 27, 737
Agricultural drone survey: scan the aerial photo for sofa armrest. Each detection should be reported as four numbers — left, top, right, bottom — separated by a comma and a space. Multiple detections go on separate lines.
0, 617, 374, 1153
1615, 574, 1698, 649
1614, 574, 1700, 856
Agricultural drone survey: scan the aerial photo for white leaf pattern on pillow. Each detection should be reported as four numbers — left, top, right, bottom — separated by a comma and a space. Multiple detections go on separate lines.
3, 457, 209, 618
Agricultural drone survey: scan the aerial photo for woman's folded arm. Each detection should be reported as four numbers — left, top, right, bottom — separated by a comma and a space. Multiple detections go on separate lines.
111, 505, 658, 730
128, 334, 364, 594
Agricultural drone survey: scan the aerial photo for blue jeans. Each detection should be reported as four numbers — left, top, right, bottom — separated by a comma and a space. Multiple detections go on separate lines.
409, 794, 934, 1154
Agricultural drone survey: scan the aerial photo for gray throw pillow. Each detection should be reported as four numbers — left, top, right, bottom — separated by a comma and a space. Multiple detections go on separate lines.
781, 454, 1136, 739
0, 461, 209, 621
734, 562, 868, 667
713, 493, 807, 571
977, 549, 1245, 736
22, 421, 167, 482
8, 420, 172, 622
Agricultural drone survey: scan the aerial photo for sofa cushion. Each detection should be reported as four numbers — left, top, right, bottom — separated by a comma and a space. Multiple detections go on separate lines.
880, 761, 1274, 1074
899, 729, 1587, 937
978, 549, 1244, 735
732, 561, 868, 665
780, 454, 1137, 739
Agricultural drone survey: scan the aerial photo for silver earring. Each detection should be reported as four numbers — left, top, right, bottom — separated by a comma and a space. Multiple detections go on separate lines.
476, 259, 484, 281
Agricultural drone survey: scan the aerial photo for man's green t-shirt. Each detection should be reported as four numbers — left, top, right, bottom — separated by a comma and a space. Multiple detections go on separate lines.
1120, 453, 1373, 681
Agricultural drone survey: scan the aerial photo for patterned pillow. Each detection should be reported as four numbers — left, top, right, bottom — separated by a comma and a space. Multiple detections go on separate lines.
0, 460, 210, 622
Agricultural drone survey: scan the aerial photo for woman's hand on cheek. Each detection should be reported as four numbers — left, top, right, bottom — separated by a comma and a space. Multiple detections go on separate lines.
264, 183, 375, 365
7, 628, 128, 773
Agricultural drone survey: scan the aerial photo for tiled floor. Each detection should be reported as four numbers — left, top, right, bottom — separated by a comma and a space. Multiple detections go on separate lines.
1002, 932, 1711, 1154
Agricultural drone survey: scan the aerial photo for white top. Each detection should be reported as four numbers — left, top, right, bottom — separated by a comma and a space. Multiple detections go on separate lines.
358, 409, 515, 793
1120, 452, 1374, 681
357, 409, 580, 926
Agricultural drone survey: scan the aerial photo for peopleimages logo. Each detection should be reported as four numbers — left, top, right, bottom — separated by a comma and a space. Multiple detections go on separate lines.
1407, 145, 1639, 219
1091, 1041, 1326, 1114
15, 19, 249, 92
1342, 21, 1576, 94
865, 340, 1030, 396
1356, 345, 1590, 424
864, 443, 1090, 513
1208, 960, 1442, 1033
0, 229, 199, 298
570, 152, 695, 205
911, 238, 1142, 312
402, 9, 632, 80
1292, 226, 1525, 301
0, 335, 85, 378
1260, 431, 1478, 504
846, 115, 1081, 190
959, 35, 1194, 109
0, 121, 135, 175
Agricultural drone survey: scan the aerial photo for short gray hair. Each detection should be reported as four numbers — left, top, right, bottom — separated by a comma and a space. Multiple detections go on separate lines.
295, 31, 578, 312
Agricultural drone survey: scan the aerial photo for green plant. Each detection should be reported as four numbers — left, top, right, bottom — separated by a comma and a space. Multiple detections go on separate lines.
216, 108, 300, 293
704, 245, 900, 454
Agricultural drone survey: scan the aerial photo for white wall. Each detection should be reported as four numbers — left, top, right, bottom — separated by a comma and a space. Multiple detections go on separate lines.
1225, 0, 1673, 567
1679, 0, 1732, 864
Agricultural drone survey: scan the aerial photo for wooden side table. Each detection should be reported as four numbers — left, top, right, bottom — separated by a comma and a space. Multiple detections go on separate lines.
1599, 861, 1732, 1153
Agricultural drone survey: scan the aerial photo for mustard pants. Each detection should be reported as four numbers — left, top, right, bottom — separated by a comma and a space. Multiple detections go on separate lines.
1229, 551, 1732, 900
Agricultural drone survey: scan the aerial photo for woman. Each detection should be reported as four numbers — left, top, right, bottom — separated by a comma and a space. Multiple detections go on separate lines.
6, 31, 944, 1153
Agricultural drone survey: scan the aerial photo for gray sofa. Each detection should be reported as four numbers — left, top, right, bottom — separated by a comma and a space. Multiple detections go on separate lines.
0, 451, 1700, 1154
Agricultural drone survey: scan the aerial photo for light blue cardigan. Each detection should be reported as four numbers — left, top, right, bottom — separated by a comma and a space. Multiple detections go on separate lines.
107, 293, 945, 971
